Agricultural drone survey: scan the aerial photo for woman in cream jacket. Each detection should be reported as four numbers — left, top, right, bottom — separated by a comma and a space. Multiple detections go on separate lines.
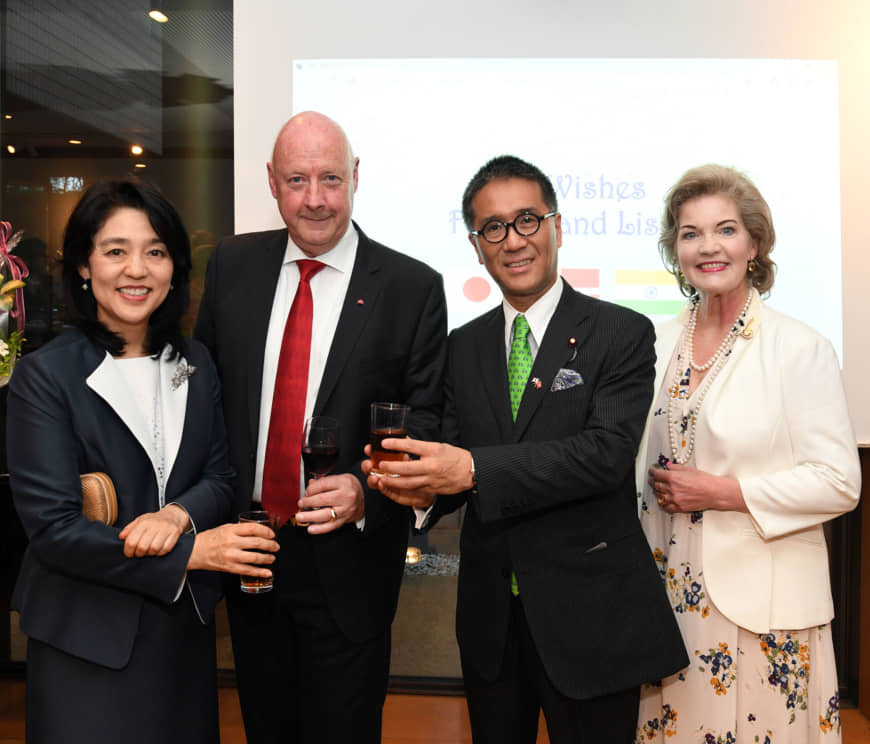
634, 165, 860, 744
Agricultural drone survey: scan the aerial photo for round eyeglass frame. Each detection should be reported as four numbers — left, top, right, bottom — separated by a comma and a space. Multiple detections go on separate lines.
470, 211, 559, 244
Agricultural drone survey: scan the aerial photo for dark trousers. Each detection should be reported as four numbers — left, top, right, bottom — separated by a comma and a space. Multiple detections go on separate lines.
462, 597, 640, 744
226, 523, 390, 744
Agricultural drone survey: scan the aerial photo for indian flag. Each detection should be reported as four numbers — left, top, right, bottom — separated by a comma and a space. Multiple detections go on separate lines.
613, 270, 684, 318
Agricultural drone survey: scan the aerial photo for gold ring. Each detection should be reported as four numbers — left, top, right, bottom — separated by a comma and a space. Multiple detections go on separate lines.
657, 496, 665, 507
330, 508, 337, 521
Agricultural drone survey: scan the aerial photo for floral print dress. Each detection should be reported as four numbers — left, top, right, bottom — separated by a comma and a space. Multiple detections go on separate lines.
634, 339, 841, 744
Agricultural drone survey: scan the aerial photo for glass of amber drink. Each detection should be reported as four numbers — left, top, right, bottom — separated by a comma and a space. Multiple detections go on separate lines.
238, 510, 279, 593
370, 402, 409, 476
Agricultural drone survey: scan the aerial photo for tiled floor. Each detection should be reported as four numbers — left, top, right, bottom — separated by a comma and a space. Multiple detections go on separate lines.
1, 678, 869, 743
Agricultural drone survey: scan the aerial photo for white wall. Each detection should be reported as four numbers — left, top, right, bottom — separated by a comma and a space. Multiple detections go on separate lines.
235, 0, 870, 441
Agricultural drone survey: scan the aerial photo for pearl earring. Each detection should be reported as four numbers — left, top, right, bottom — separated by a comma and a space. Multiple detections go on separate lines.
81, 279, 89, 291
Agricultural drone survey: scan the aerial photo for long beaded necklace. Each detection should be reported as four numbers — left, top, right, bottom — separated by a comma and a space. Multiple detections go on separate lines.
686, 289, 753, 372
667, 289, 755, 464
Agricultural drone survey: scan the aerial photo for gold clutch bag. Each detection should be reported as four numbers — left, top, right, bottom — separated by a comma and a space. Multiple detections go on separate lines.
80, 472, 118, 526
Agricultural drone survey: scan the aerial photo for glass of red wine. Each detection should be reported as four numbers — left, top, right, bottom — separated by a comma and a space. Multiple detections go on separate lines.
302, 416, 340, 479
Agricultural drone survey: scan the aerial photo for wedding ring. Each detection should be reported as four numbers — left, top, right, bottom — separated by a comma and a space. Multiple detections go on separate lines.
657, 496, 665, 507
330, 508, 337, 521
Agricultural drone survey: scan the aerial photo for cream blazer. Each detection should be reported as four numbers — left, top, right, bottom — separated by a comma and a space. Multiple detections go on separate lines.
636, 291, 860, 634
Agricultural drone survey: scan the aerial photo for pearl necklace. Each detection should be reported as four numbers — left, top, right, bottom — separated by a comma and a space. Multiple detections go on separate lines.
667, 290, 755, 464
686, 290, 754, 372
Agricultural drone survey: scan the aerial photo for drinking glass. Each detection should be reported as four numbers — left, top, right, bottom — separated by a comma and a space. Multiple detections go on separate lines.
302, 416, 340, 479
238, 510, 280, 594
294, 417, 340, 527
370, 402, 409, 476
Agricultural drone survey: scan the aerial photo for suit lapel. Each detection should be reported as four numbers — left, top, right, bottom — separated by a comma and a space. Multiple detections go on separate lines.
87, 347, 191, 503
476, 307, 513, 442
513, 283, 591, 440
158, 348, 189, 486
245, 230, 287, 449
87, 352, 158, 474
314, 227, 383, 413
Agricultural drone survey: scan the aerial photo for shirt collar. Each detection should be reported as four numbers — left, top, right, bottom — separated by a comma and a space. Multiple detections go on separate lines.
282, 222, 358, 274
502, 278, 565, 347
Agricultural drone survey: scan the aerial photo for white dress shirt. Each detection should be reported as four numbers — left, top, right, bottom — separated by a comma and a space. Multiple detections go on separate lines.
253, 225, 358, 503
500, 278, 564, 363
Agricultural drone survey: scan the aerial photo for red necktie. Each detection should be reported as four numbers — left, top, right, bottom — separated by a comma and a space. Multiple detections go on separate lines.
261, 259, 326, 525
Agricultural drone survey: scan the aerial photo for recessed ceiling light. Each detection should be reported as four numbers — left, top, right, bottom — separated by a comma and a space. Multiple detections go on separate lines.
3, 114, 12, 120
134, 163, 147, 168
131, 145, 144, 155
6, 145, 15, 154
148, 10, 168, 23
69, 139, 82, 145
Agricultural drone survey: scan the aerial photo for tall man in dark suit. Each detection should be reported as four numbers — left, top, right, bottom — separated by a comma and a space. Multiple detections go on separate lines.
366, 156, 688, 743
195, 111, 447, 744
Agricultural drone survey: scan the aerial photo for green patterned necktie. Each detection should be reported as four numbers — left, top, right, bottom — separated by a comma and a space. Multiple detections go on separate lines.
508, 314, 533, 421
507, 314, 532, 598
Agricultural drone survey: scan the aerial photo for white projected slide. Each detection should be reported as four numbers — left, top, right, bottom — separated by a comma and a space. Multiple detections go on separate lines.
292, 58, 841, 356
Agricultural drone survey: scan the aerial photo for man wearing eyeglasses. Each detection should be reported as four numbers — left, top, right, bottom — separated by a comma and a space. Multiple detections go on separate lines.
365, 155, 687, 743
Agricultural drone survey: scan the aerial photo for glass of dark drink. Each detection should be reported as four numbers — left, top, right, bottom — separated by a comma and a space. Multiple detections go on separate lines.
295, 417, 340, 527
370, 402, 410, 476
301, 416, 340, 479
238, 510, 280, 594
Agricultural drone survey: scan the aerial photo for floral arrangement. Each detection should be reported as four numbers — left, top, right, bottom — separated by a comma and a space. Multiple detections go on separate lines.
0, 221, 28, 387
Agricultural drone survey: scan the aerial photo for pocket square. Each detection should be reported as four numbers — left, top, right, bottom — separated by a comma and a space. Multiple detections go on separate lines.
550, 368, 583, 392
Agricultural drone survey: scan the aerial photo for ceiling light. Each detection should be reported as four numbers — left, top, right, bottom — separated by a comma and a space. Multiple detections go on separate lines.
134, 163, 147, 169
68, 139, 82, 145
4, 114, 11, 120
131, 145, 144, 155
148, 9, 168, 23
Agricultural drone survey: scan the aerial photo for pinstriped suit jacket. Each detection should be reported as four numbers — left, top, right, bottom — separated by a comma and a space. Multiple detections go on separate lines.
431, 279, 688, 700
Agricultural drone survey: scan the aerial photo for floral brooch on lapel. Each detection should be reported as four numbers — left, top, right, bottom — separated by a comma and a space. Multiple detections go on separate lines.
170, 362, 197, 391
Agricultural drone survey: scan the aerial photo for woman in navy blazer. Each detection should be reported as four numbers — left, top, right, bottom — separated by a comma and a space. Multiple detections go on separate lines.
8, 180, 278, 744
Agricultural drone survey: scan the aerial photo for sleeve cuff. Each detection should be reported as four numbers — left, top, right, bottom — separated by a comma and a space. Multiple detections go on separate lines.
414, 498, 436, 530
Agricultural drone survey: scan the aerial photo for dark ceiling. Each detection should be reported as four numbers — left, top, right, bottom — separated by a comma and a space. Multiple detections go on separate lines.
0, 0, 233, 159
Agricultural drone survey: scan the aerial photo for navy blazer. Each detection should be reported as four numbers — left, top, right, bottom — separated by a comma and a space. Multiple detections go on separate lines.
431, 281, 689, 700
8, 330, 234, 669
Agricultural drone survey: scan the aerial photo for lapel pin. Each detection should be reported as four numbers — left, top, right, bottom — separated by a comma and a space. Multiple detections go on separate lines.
356, 298, 365, 305
170, 363, 197, 391
568, 337, 578, 363
531, 377, 542, 389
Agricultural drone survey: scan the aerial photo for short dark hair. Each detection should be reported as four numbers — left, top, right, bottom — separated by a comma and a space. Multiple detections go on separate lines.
61, 179, 191, 358
659, 164, 776, 296
462, 155, 558, 230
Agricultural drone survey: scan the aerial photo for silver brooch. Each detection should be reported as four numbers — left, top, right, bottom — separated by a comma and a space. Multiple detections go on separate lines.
170, 363, 197, 390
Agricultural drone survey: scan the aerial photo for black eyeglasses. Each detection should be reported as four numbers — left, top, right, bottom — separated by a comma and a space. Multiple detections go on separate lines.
470, 211, 558, 244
